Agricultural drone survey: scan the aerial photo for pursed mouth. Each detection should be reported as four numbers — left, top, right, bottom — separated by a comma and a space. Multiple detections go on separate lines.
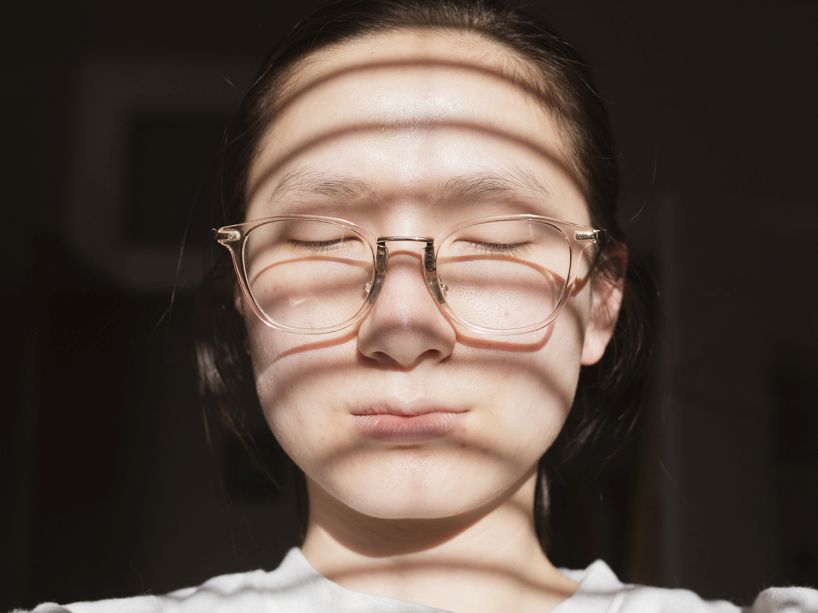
349, 402, 470, 441
350, 404, 470, 417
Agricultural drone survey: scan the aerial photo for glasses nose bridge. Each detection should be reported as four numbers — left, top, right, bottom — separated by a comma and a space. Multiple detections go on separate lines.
375, 235, 436, 273
369, 235, 444, 306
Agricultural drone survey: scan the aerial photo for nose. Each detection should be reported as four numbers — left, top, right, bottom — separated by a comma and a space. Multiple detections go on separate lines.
356, 242, 456, 368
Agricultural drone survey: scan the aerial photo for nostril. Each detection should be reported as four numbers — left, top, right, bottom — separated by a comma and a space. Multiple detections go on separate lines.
368, 347, 445, 370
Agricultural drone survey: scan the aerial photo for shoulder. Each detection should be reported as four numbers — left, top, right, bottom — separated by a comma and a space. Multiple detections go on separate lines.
16, 548, 448, 613
17, 550, 305, 613
749, 585, 818, 612
556, 560, 818, 613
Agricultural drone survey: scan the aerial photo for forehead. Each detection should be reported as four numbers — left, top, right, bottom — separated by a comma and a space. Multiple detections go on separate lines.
245, 29, 588, 224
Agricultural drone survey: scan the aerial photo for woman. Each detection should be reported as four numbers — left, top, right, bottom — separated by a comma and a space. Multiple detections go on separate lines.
22, 1, 818, 611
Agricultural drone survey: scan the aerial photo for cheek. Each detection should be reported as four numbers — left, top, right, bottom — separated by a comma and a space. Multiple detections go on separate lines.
482, 294, 588, 455
487, 323, 584, 452
251, 352, 332, 479
244, 319, 304, 441
244, 317, 356, 466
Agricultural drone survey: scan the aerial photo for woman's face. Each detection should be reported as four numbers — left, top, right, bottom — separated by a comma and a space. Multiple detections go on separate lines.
241, 29, 618, 519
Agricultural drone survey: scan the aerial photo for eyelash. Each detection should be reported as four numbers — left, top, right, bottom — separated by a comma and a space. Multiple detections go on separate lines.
289, 238, 350, 252
290, 239, 530, 255
467, 241, 530, 255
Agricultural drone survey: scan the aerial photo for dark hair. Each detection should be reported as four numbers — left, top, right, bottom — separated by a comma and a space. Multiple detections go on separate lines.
196, 0, 653, 550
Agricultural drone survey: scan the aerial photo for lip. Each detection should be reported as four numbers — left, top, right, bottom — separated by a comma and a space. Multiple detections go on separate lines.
350, 403, 469, 442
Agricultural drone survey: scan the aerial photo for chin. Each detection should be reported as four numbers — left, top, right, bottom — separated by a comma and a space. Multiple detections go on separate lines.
320, 451, 522, 520
344, 488, 478, 520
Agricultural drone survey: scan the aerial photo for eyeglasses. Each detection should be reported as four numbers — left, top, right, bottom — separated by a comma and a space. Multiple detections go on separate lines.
214, 213, 606, 336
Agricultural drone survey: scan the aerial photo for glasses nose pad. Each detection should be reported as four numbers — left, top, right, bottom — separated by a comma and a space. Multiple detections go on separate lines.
422, 243, 447, 303
362, 271, 385, 304
425, 275, 447, 302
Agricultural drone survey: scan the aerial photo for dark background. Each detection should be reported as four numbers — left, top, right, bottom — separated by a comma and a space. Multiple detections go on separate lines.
3, 0, 817, 610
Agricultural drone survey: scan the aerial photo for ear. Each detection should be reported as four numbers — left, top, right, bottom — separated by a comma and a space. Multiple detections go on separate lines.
580, 243, 627, 366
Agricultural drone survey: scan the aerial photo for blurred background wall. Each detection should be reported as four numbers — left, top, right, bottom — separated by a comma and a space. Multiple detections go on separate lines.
3, 0, 817, 610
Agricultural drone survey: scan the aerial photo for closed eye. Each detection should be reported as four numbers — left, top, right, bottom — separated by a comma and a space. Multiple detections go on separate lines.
288, 237, 357, 252
464, 240, 531, 255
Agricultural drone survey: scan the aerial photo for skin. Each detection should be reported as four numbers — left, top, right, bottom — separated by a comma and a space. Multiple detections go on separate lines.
240, 28, 623, 613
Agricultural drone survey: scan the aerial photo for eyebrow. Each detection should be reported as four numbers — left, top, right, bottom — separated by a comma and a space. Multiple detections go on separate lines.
267, 167, 552, 205
435, 169, 551, 202
269, 168, 379, 202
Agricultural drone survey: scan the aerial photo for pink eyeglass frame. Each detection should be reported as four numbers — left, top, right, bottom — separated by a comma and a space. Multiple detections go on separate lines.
214, 213, 606, 336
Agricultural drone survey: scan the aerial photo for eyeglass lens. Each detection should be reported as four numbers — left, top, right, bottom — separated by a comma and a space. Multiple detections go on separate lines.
242, 218, 570, 331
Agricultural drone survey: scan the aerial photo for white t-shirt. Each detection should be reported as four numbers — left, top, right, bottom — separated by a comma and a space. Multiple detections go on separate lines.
18, 547, 818, 612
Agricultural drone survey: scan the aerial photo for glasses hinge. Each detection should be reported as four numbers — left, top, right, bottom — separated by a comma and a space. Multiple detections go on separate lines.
213, 228, 241, 244
575, 229, 600, 242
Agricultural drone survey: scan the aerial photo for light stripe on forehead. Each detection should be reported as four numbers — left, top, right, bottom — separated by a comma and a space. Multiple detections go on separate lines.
268, 166, 552, 204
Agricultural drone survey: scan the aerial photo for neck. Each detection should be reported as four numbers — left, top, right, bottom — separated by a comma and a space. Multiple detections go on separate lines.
300, 469, 579, 613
